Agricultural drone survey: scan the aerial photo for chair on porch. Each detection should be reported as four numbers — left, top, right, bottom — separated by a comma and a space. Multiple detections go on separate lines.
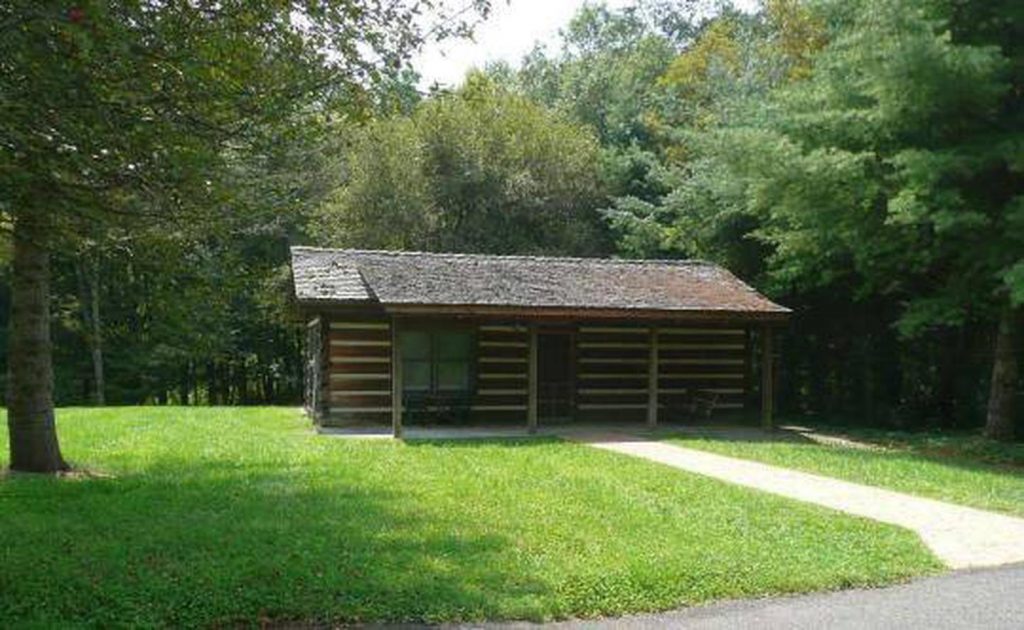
663, 388, 720, 422
402, 390, 473, 425
691, 389, 720, 420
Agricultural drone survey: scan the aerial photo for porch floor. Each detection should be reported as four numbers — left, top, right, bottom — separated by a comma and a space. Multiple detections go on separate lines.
316, 423, 793, 441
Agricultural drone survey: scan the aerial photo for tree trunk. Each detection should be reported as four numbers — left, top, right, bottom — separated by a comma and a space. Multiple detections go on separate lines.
179, 364, 190, 405
76, 255, 105, 406
87, 256, 105, 406
984, 307, 1020, 441
6, 215, 68, 473
206, 360, 217, 405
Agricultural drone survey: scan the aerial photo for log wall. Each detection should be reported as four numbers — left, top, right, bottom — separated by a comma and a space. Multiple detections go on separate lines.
470, 325, 529, 422
656, 326, 749, 416
325, 319, 393, 426
575, 326, 650, 422
575, 324, 749, 422
315, 315, 751, 427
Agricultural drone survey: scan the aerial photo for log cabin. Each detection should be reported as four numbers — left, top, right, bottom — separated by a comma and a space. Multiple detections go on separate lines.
290, 247, 790, 436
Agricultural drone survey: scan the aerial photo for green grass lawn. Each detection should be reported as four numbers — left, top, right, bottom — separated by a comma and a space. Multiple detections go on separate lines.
1, 408, 939, 626
667, 429, 1024, 517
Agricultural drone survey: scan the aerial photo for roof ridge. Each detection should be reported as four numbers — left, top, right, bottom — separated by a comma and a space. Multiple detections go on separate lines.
290, 246, 713, 267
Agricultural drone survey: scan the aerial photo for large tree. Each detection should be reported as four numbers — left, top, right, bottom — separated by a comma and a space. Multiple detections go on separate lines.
0, 0, 488, 472
741, 0, 1022, 438
312, 74, 612, 255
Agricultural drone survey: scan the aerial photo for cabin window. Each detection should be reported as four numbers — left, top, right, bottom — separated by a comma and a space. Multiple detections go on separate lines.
399, 331, 432, 392
398, 329, 473, 393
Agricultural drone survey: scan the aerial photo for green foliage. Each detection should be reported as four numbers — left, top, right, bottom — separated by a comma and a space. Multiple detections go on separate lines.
513, 1, 690, 148
493, 2, 700, 207
606, 0, 1024, 427
0, 407, 940, 625
312, 75, 611, 254
0, 1, 492, 408
733, 0, 1021, 336
0, 1, 450, 231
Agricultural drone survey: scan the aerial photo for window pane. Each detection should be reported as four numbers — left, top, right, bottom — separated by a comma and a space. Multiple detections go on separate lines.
436, 361, 470, 391
399, 331, 431, 360
403, 361, 431, 391
437, 332, 472, 360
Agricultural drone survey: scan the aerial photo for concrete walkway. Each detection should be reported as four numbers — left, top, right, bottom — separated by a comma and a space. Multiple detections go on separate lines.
577, 433, 1024, 569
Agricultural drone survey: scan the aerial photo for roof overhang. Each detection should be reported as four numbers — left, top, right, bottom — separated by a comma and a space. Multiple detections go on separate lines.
298, 300, 790, 325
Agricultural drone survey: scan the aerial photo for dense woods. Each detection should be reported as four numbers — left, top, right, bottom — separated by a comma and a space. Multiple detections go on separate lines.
2, 0, 1021, 470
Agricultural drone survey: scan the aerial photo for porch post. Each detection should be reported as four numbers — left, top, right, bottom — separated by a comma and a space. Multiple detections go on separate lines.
527, 325, 538, 434
646, 327, 658, 428
761, 324, 774, 431
391, 317, 403, 439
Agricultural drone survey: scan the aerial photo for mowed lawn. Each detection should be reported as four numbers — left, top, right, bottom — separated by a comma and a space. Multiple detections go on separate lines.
667, 431, 1024, 517
1, 408, 940, 626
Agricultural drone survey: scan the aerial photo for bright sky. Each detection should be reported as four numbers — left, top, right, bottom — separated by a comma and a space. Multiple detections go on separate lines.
412, 0, 760, 89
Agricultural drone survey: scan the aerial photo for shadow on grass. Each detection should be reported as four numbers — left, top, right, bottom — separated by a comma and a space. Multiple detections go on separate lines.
0, 455, 552, 626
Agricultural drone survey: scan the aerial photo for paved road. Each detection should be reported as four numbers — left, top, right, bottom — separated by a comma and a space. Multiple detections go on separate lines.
477, 564, 1024, 630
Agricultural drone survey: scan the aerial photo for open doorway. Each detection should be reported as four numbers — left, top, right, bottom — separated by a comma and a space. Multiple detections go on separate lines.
538, 332, 573, 422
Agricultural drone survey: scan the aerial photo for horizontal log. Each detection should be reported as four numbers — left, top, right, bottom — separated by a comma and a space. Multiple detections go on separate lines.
659, 358, 744, 365
660, 328, 745, 335
578, 342, 647, 349
329, 373, 390, 381
659, 368, 749, 379
578, 326, 649, 334
329, 344, 390, 358
579, 362, 646, 373
329, 394, 393, 407
659, 343, 744, 351
477, 389, 528, 395
662, 373, 744, 380
330, 362, 390, 375
474, 396, 528, 407
577, 403, 649, 410
478, 346, 528, 359
576, 394, 647, 405
578, 357, 647, 364
479, 341, 527, 348
478, 373, 527, 379
476, 362, 528, 375
330, 406, 391, 413
577, 388, 647, 395
577, 350, 649, 362
475, 377, 528, 390
330, 322, 389, 330
577, 333, 653, 344
330, 340, 390, 347
330, 327, 389, 338
478, 329, 528, 341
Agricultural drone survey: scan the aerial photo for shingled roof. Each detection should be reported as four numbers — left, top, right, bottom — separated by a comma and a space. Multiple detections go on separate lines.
290, 247, 789, 319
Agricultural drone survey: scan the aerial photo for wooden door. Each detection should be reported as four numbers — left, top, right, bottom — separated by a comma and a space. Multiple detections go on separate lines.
538, 333, 573, 421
